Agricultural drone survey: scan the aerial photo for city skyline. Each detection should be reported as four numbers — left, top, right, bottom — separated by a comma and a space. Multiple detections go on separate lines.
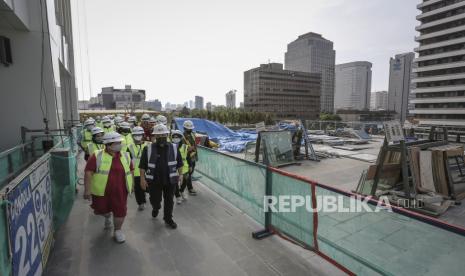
72, 0, 418, 105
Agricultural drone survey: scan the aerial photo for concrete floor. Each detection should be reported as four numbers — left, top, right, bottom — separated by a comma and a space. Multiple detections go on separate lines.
44, 155, 344, 276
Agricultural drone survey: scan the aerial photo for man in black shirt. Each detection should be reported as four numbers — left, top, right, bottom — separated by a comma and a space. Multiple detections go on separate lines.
139, 124, 183, 229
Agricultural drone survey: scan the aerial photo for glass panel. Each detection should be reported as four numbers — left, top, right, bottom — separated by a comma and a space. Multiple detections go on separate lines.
260, 131, 294, 167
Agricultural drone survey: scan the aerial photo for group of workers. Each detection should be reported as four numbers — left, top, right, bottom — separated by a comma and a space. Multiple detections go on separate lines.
79, 114, 202, 243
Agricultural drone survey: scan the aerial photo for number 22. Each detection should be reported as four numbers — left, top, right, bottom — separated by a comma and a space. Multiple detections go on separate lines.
14, 213, 39, 276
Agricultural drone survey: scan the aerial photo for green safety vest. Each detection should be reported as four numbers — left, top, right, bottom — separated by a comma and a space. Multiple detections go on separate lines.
128, 142, 148, 177
87, 142, 105, 156
103, 126, 114, 133
183, 132, 197, 161
81, 130, 93, 150
121, 134, 134, 152
96, 122, 103, 128
178, 143, 189, 174
91, 150, 133, 196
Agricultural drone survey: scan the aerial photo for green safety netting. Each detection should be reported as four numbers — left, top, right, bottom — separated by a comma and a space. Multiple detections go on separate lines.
194, 147, 267, 224
270, 171, 315, 247
0, 200, 11, 276
315, 186, 465, 276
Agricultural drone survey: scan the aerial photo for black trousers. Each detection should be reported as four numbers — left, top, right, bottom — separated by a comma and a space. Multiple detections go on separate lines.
181, 162, 195, 192
134, 177, 148, 205
149, 182, 174, 221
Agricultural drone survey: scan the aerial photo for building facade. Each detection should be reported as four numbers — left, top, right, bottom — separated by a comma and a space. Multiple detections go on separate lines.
226, 90, 236, 108
0, 0, 78, 150
244, 63, 321, 120
195, 96, 204, 110
98, 85, 146, 110
206, 102, 212, 111
371, 91, 389, 110
334, 61, 372, 111
285, 32, 335, 113
411, 0, 465, 126
146, 99, 162, 111
388, 52, 415, 122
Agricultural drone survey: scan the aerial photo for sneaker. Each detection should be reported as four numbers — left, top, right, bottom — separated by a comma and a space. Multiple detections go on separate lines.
165, 220, 177, 229
104, 214, 112, 230
188, 189, 197, 196
138, 204, 146, 211
181, 192, 187, 201
114, 230, 126, 243
152, 209, 159, 218
176, 197, 182, 205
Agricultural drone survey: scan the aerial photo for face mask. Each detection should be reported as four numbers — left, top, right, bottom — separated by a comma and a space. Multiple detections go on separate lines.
185, 129, 192, 134
156, 137, 167, 147
93, 136, 104, 144
103, 123, 111, 128
109, 143, 122, 152
172, 138, 181, 144
133, 135, 143, 142
86, 125, 94, 131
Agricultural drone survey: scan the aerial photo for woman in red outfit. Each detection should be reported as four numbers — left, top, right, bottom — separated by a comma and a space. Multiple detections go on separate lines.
84, 132, 134, 243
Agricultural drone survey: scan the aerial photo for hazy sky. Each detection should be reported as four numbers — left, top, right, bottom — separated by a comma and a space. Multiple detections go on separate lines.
72, 0, 419, 106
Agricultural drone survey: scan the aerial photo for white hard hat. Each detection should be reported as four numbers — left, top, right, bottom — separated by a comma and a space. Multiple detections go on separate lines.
132, 126, 145, 135
84, 119, 95, 127
149, 116, 157, 123
96, 115, 101, 120
152, 124, 170, 135
102, 116, 111, 123
141, 114, 150, 121
128, 116, 136, 122
114, 116, 124, 123
171, 129, 183, 137
120, 122, 131, 129
91, 127, 104, 136
156, 115, 167, 125
183, 120, 194, 130
102, 132, 123, 144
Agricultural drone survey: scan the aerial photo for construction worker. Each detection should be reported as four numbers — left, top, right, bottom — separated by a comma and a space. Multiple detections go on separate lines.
118, 122, 134, 152
83, 131, 134, 243
114, 116, 124, 129
182, 120, 198, 195
95, 116, 103, 128
156, 114, 168, 126
102, 116, 114, 133
171, 130, 190, 204
128, 116, 137, 128
140, 113, 151, 141
292, 122, 303, 159
128, 127, 149, 210
80, 118, 95, 154
139, 124, 183, 229
86, 127, 105, 160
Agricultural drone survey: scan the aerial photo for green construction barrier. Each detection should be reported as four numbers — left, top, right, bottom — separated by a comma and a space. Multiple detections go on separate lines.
0, 200, 11, 276
194, 147, 267, 224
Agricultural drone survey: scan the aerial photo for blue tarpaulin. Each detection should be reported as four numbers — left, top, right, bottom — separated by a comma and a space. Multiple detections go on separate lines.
173, 118, 257, 153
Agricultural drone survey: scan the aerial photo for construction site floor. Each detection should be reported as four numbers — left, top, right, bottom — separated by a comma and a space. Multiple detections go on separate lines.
44, 155, 344, 276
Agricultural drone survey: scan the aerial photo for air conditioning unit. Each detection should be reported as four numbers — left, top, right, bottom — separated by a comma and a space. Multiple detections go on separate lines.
0, 36, 12, 66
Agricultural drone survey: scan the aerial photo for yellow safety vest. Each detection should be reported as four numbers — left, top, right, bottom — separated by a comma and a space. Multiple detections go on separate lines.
179, 144, 189, 174
128, 142, 148, 177
183, 133, 197, 160
91, 150, 133, 196
81, 130, 93, 150
87, 142, 105, 156
121, 134, 134, 152
103, 126, 114, 133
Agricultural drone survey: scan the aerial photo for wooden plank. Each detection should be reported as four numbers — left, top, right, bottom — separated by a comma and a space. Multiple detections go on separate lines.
419, 150, 436, 192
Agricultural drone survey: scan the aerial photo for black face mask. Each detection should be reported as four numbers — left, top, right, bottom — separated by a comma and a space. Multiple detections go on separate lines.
93, 137, 103, 144
185, 129, 192, 134
156, 137, 167, 147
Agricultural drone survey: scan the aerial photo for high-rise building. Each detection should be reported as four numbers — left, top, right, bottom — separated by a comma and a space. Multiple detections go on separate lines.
98, 85, 146, 110
195, 96, 204, 110
189, 100, 194, 109
411, 1, 465, 126
146, 99, 162, 111
388, 53, 415, 123
244, 63, 321, 120
206, 102, 212, 111
334, 62, 372, 111
226, 90, 237, 108
285, 32, 336, 113
239, 102, 244, 108
371, 91, 388, 111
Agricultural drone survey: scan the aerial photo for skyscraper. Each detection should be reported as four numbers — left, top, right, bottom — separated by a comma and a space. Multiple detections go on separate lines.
206, 102, 212, 111
411, 1, 465, 126
334, 61, 372, 111
195, 96, 204, 110
226, 90, 236, 109
371, 91, 388, 111
285, 32, 336, 113
244, 63, 321, 120
388, 53, 415, 123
